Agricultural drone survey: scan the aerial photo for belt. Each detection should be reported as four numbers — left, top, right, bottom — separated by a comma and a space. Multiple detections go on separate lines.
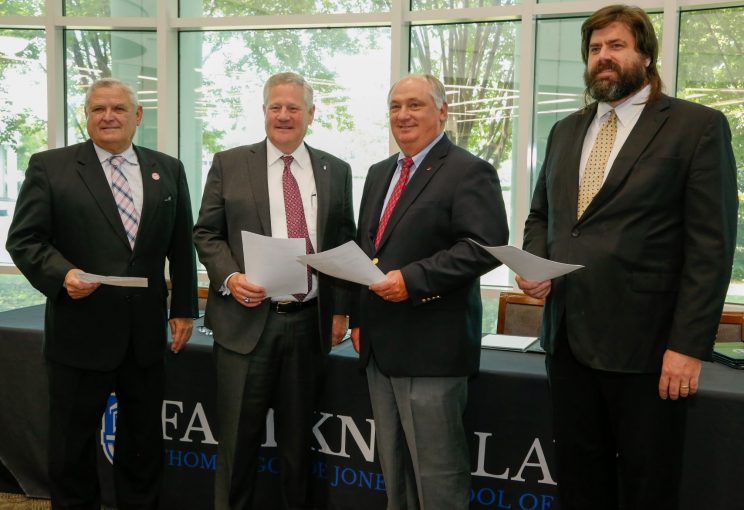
270, 298, 317, 314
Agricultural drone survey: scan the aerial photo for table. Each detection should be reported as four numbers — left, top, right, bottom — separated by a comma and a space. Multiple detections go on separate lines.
1, 305, 742, 509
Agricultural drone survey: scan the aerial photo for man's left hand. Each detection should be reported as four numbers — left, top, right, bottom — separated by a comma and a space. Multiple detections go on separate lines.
331, 314, 348, 346
169, 318, 194, 354
369, 269, 408, 302
658, 349, 702, 400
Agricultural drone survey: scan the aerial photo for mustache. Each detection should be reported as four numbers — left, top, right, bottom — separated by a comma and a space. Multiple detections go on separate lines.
590, 61, 621, 78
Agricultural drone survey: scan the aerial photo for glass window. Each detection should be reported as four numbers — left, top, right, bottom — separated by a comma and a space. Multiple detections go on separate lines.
64, 0, 157, 17
410, 21, 519, 289
0, 274, 45, 312
0, 29, 46, 265
0, 0, 43, 16
412, 0, 517, 8
179, 28, 391, 220
179, 0, 390, 17
677, 7, 744, 302
65, 30, 158, 150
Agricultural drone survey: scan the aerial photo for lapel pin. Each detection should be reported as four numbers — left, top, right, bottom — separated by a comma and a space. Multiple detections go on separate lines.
323, 164, 328, 171
426, 166, 432, 172
151, 172, 160, 181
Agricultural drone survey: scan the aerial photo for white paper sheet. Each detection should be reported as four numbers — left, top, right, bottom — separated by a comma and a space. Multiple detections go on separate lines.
470, 241, 583, 280
242, 231, 307, 297
77, 272, 148, 288
298, 241, 386, 286
481, 334, 538, 352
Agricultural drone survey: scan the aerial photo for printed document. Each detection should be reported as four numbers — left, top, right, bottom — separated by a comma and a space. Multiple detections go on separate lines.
242, 231, 307, 296
298, 241, 385, 286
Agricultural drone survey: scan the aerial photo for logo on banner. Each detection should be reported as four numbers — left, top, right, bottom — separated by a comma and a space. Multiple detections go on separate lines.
100, 393, 118, 464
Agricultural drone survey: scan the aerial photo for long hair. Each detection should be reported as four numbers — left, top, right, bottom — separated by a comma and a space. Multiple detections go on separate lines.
581, 4, 663, 103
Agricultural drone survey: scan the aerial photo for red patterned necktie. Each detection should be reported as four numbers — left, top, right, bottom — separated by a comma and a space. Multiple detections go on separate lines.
281, 155, 314, 301
108, 155, 139, 248
374, 157, 414, 249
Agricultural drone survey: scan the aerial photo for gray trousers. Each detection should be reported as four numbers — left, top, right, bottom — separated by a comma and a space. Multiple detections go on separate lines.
366, 356, 470, 510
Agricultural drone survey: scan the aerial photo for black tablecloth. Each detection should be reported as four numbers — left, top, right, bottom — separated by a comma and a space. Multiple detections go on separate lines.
1, 305, 743, 509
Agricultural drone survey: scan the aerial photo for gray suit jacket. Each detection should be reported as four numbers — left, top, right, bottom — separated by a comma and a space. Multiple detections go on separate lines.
193, 140, 356, 355
524, 95, 738, 372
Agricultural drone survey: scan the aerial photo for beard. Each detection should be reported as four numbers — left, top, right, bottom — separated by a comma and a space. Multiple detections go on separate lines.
584, 59, 647, 103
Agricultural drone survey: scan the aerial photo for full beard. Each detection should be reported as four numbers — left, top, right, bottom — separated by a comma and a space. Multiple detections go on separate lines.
584, 60, 647, 103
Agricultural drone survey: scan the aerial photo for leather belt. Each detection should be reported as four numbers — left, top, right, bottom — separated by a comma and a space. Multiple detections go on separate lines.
270, 298, 317, 314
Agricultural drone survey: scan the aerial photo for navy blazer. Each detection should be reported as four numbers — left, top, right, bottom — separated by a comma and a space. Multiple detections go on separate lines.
353, 134, 509, 377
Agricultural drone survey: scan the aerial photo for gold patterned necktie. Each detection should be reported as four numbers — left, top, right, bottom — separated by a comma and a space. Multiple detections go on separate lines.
577, 109, 617, 218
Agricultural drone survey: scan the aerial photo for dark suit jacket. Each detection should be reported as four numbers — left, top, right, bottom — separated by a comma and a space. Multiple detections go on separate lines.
353, 134, 509, 377
192, 140, 356, 355
6, 139, 199, 371
524, 95, 738, 372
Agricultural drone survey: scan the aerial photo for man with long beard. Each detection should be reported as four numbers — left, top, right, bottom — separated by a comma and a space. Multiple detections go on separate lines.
516, 5, 737, 510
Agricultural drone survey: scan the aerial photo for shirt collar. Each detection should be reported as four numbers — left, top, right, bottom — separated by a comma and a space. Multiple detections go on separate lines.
93, 143, 138, 166
596, 84, 651, 127
397, 132, 445, 169
266, 139, 311, 171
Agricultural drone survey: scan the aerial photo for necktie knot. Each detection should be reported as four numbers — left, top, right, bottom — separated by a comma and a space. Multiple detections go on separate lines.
281, 155, 294, 170
109, 155, 125, 169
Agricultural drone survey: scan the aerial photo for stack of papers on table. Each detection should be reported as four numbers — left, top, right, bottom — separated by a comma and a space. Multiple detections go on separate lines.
481, 334, 541, 352
712, 342, 744, 369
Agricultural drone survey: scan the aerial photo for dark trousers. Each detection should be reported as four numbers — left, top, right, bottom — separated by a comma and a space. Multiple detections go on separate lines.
214, 304, 322, 510
546, 331, 688, 510
47, 346, 164, 510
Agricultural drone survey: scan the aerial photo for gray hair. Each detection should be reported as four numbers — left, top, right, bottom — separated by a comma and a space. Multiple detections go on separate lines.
84, 78, 139, 113
263, 72, 314, 109
388, 74, 447, 110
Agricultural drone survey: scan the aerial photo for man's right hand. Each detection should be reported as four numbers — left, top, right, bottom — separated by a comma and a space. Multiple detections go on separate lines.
350, 327, 360, 353
64, 269, 100, 299
227, 273, 266, 308
515, 275, 551, 299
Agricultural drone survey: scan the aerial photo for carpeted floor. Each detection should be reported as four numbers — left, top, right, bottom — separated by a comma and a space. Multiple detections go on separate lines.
0, 493, 50, 510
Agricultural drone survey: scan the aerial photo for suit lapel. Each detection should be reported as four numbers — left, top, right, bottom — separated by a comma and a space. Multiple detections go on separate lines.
583, 96, 670, 219
132, 146, 162, 252
75, 140, 131, 250
365, 155, 398, 250
246, 141, 272, 236
308, 145, 330, 250
374, 135, 449, 253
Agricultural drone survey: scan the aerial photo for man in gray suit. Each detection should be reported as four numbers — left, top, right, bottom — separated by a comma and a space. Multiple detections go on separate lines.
193, 72, 356, 510
517, 5, 737, 509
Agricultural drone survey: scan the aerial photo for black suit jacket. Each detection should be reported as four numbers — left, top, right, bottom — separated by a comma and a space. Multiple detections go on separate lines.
6, 140, 199, 370
193, 140, 356, 355
524, 95, 738, 372
353, 135, 509, 377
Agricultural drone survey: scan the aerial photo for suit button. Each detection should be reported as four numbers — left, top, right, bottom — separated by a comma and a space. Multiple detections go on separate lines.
571, 229, 580, 238
372, 258, 379, 265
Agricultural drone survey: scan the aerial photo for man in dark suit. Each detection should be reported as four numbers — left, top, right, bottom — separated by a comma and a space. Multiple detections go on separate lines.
193, 72, 355, 510
517, 5, 738, 509
350, 74, 508, 509
6, 78, 198, 509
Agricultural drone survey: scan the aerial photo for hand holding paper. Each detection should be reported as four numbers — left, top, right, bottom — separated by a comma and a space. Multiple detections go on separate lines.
242, 231, 307, 297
